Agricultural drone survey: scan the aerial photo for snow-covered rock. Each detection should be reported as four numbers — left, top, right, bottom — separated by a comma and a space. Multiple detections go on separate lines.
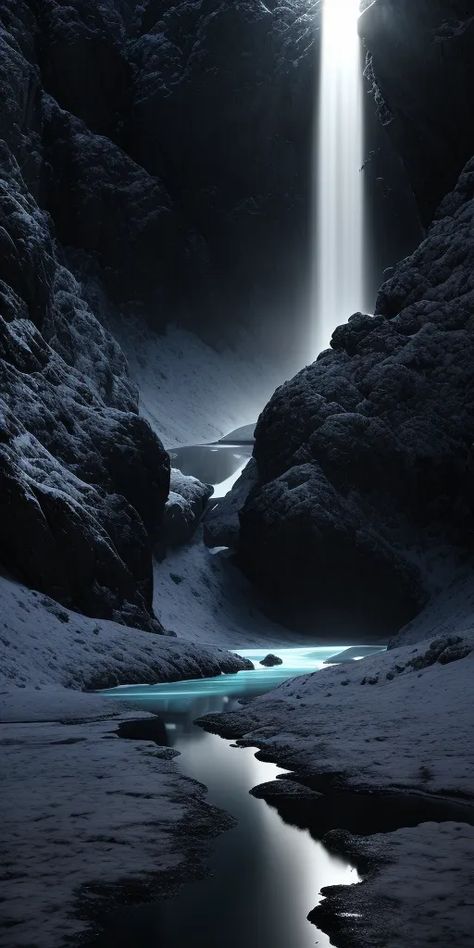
235, 158, 474, 635
0, 573, 252, 721
163, 469, 213, 546
0, 151, 169, 630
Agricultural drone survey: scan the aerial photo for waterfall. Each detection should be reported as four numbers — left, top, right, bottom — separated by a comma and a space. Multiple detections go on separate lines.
312, 0, 365, 356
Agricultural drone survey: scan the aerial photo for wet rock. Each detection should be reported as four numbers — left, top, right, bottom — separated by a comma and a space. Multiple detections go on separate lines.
250, 778, 322, 802
260, 654, 283, 667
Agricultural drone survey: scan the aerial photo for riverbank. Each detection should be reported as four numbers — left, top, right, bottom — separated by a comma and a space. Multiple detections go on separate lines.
199, 622, 474, 947
0, 572, 253, 947
1, 711, 238, 948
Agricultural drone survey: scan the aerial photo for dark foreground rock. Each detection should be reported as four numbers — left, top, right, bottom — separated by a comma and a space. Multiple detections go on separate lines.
250, 778, 321, 802
235, 159, 474, 631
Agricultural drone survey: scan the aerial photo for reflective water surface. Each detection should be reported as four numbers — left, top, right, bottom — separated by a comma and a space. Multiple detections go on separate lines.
97, 648, 372, 947
168, 442, 253, 498
104, 645, 384, 712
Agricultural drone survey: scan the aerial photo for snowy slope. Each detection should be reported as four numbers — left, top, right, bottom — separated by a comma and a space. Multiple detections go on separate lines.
0, 573, 251, 722
153, 531, 304, 648
199, 624, 474, 947
114, 321, 290, 446
0, 572, 252, 948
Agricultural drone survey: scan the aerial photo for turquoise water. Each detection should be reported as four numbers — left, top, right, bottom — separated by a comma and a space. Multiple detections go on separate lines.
100, 645, 385, 713
95, 645, 375, 948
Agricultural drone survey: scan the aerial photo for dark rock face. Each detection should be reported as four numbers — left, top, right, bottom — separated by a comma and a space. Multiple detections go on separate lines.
360, 0, 474, 225
163, 470, 213, 547
0, 113, 169, 630
125, 0, 315, 344
0, 0, 317, 628
0, 0, 317, 353
203, 457, 258, 549
237, 159, 474, 631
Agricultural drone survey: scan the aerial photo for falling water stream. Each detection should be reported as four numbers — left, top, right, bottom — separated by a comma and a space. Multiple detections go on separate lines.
313, 0, 365, 354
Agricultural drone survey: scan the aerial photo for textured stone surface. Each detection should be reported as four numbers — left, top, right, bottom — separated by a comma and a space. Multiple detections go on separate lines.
237, 159, 474, 628
203, 457, 258, 549
0, 122, 169, 631
0, 0, 317, 349
163, 469, 213, 547
361, 0, 474, 224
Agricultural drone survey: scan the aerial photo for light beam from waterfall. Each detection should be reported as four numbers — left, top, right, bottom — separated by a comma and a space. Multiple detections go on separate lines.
312, 0, 365, 356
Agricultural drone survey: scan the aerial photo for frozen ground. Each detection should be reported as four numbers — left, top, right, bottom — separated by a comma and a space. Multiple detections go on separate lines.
200, 590, 474, 948
314, 822, 474, 948
0, 572, 254, 947
201, 629, 474, 797
114, 322, 287, 446
1, 712, 234, 948
110, 320, 308, 649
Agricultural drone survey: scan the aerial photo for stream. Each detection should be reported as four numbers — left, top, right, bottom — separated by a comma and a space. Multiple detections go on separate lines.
97, 647, 384, 947
168, 440, 253, 498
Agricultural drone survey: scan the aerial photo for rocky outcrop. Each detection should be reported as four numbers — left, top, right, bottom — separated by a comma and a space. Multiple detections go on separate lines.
0, 0, 317, 349
360, 0, 474, 225
125, 0, 315, 340
163, 469, 213, 547
0, 130, 169, 631
203, 457, 258, 549
259, 653, 283, 667
0, 0, 318, 628
236, 159, 474, 632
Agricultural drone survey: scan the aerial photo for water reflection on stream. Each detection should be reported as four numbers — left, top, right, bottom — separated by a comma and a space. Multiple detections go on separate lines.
99, 647, 375, 947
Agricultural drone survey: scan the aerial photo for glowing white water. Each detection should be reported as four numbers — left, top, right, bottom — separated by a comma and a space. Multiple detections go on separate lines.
313, 0, 365, 355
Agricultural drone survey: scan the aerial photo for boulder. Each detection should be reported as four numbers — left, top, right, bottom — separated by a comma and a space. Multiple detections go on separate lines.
0, 144, 169, 632
260, 653, 283, 668
163, 469, 213, 547
238, 159, 474, 632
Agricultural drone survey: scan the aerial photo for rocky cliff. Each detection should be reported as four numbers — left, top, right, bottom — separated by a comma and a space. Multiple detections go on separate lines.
0, 0, 316, 627
0, 1, 172, 629
236, 156, 474, 635
360, 0, 474, 225
1, 0, 317, 349
227, 1, 474, 637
